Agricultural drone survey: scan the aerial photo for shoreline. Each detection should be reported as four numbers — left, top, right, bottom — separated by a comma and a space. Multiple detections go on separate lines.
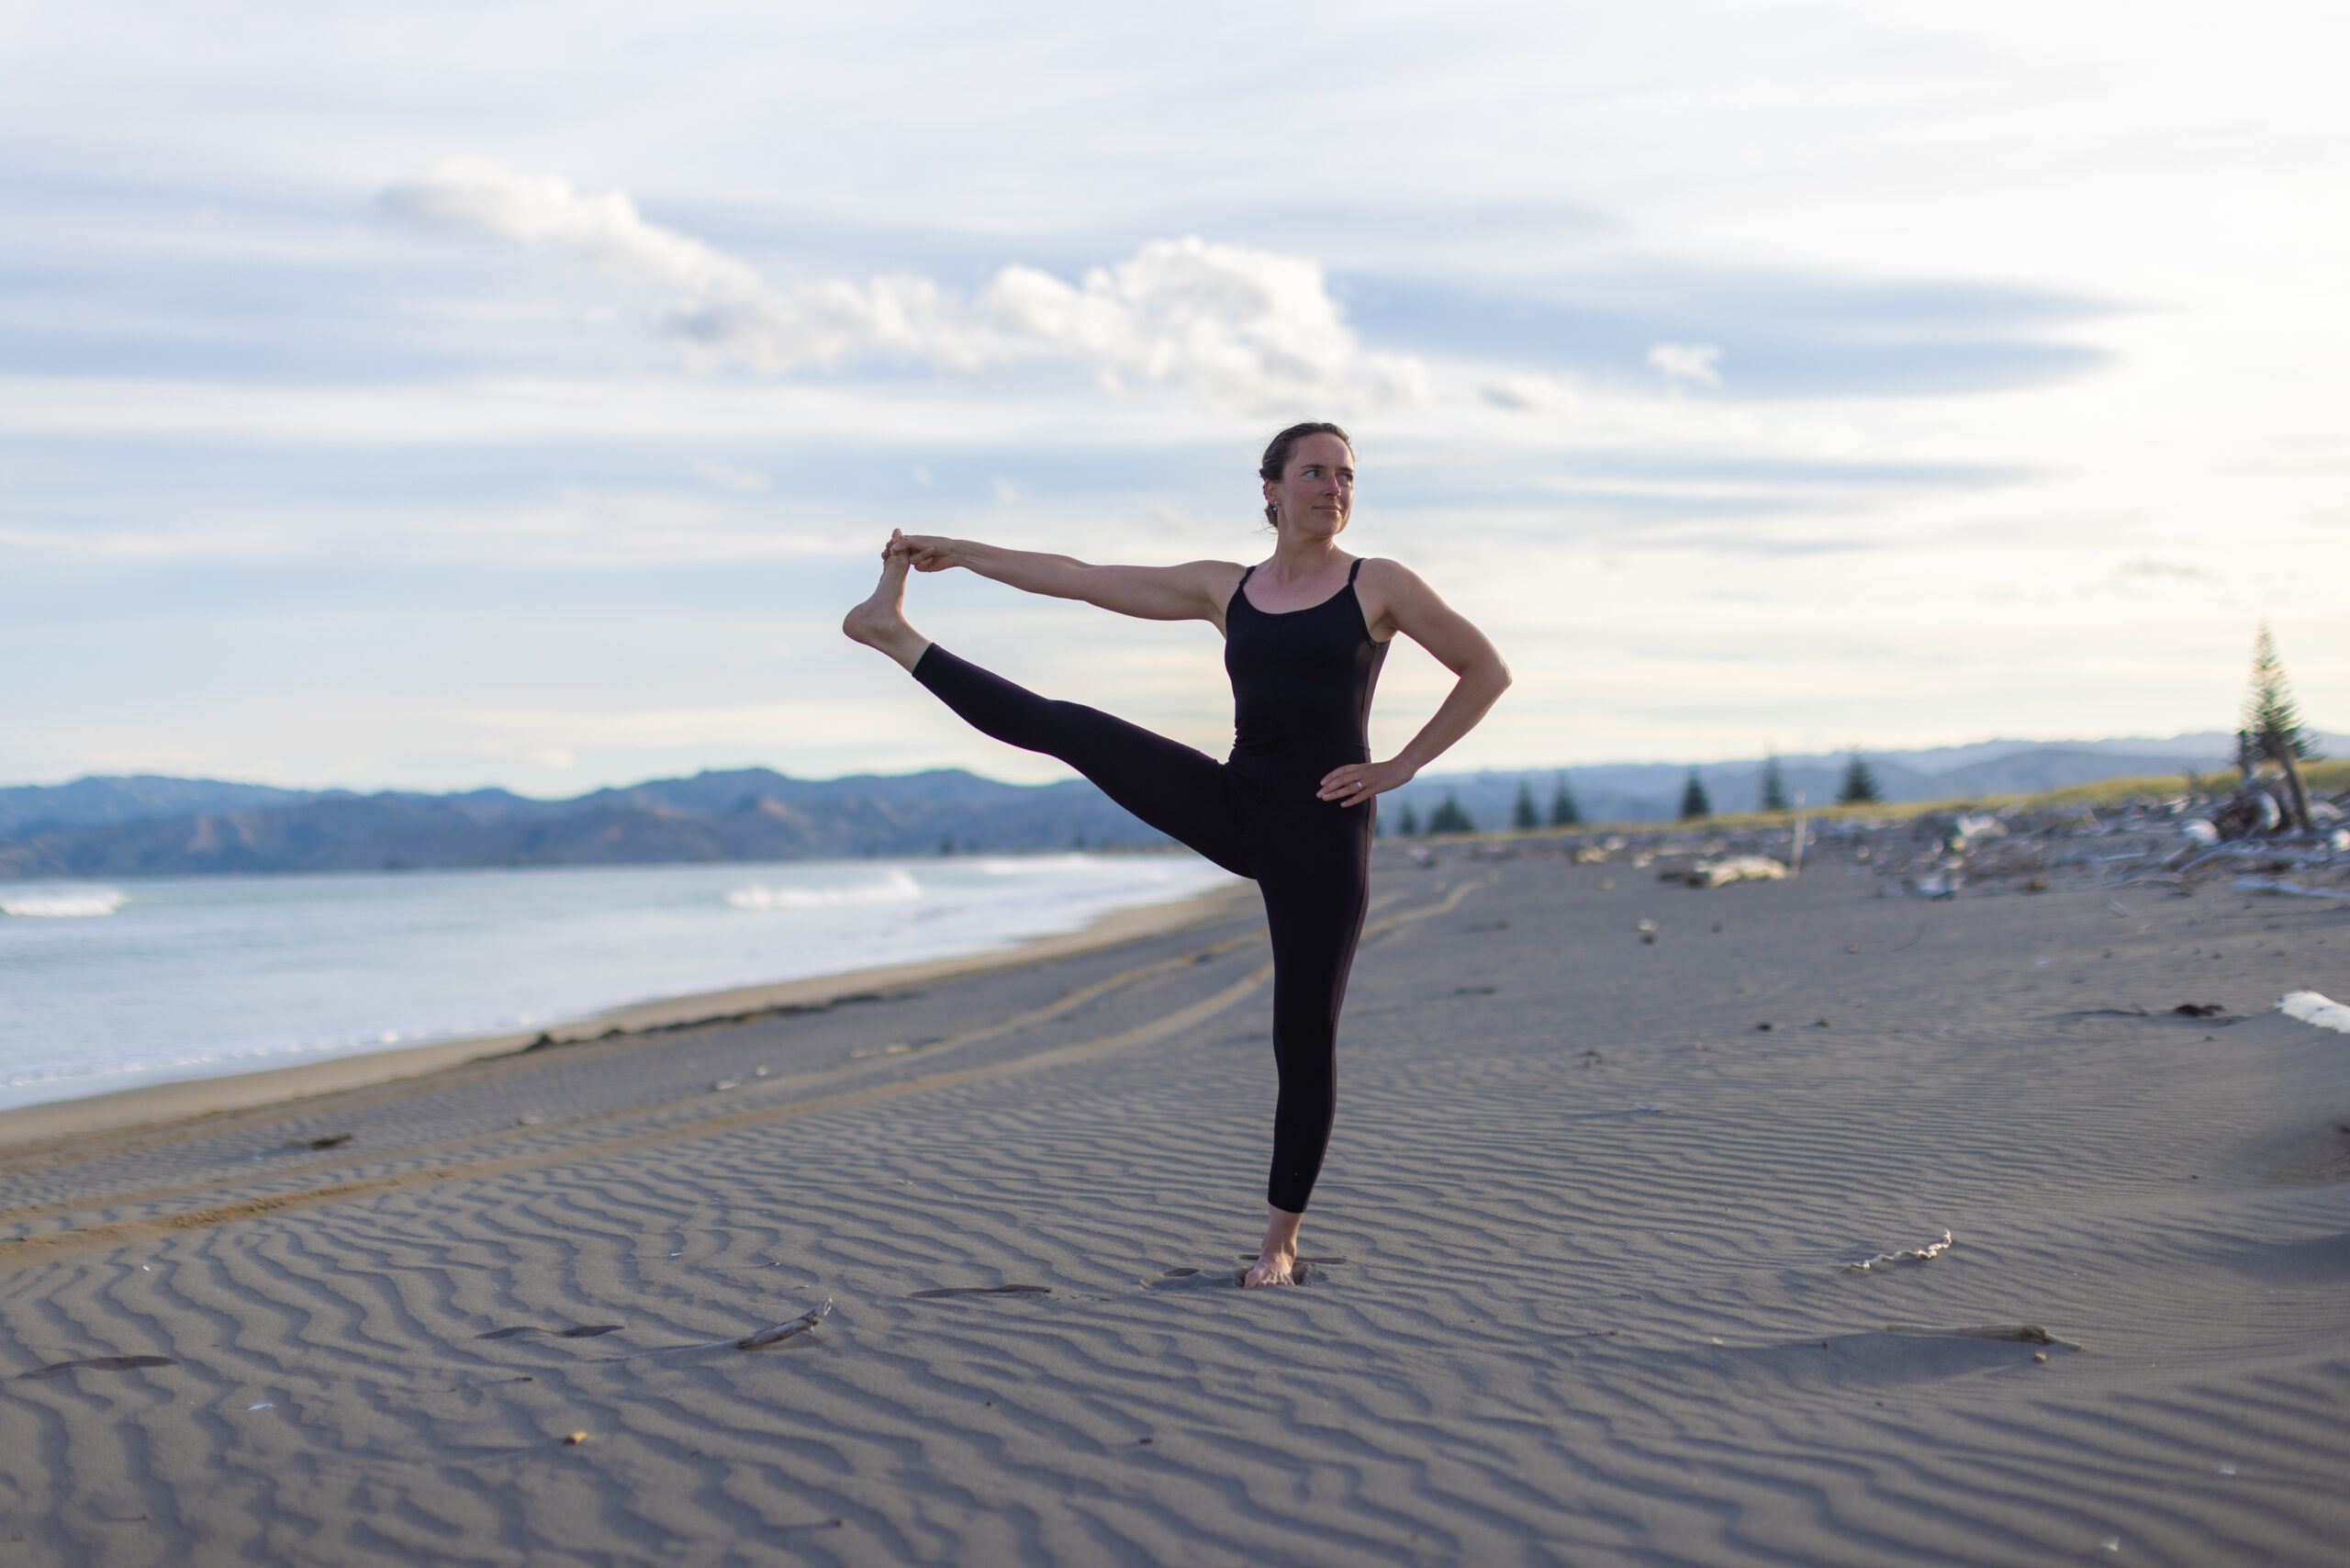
0, 877, 1258, 1150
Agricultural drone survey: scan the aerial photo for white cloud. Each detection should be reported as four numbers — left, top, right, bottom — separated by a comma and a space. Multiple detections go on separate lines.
382, 157, 758, 296
979, 238, 1428, 406
383, 160, 1425, 409
1648, 342, 1723, 388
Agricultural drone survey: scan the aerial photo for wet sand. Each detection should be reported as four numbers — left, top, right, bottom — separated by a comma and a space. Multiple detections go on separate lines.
2, 841, 2346, 1563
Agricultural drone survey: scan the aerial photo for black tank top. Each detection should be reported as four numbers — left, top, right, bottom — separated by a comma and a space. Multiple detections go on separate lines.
1225, 557, 1387, 767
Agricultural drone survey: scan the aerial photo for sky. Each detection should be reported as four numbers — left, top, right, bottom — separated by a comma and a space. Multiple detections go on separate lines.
5, 1, 2345, 794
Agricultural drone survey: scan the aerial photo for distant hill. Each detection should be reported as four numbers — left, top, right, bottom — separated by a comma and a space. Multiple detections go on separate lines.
3, 732, 2338, 877
0, 768, 1177, 879
0, 775, 322, 835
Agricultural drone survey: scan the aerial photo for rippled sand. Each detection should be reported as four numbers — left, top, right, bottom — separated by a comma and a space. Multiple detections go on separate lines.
2, 848, 2345, 1564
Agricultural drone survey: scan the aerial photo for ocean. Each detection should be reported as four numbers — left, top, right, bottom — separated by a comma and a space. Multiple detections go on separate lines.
0, 853, 1237, 1114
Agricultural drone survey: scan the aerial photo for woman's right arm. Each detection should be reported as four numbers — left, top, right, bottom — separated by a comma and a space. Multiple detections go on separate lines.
895, 533, 1237, 625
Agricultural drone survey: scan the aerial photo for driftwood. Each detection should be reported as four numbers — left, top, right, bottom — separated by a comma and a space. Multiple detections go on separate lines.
1841, 1231, 1953, 1274
1884, 1323, 2082, 1350
1683, 856, 1787, 889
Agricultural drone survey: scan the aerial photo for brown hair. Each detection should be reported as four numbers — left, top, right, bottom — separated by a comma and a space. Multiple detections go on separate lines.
1259, 421, 1353, 529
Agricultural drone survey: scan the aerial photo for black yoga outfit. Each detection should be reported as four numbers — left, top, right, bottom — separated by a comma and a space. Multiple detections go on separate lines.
911, 558, 1387, 1213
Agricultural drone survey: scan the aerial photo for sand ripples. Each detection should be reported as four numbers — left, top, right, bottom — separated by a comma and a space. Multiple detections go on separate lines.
3, 865, 2347, 1562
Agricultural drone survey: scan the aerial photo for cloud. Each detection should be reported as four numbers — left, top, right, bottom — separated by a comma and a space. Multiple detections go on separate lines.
980, 238, 1428, 406
1482, 372, 1581, 414
382, 160, 1425, 409
381, 157, 759, 296
1648, 342, 1722, 387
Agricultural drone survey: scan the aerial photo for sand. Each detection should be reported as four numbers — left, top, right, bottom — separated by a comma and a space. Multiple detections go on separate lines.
2, 841, 2346, 1564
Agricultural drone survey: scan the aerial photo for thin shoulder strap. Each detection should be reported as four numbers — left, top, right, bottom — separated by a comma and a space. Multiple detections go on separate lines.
1347, 557, 1363, 584
1237, 564, 1257, 588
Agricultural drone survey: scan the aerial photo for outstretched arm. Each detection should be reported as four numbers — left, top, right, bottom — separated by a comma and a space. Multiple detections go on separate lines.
895, 532, 1238, 626
1316, 559, 1511, 807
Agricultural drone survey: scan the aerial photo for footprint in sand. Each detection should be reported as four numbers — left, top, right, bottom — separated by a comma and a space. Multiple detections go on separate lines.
1146, 1268, 1242, 1289
16, 1354, 176, 1380
476, 1324, 625, 1340
909, 1285, 1052, 1299
1147, 1260, 1339, 1289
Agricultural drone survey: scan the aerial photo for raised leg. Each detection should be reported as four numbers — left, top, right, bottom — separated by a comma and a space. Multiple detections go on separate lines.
907, 644, 1252, 879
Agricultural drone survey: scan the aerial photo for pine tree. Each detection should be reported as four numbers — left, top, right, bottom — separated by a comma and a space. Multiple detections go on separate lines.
1427, 794, 1475, 834
2244, 621, 2319, 762
2244, 621, 2320, 832
1550, 771, 1581, 827
1397, 799, 1420, 835
1758, 753, 1789, 812
1838, 754, 1882, 805
1678, 767, 1711, 821
1512, 780, 1539, 832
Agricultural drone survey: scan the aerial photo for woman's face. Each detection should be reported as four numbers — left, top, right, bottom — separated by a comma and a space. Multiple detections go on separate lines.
1265, 433, 1354, 541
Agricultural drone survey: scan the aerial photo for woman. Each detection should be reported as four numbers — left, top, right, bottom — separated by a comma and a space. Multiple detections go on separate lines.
843, 422, 1510, 1286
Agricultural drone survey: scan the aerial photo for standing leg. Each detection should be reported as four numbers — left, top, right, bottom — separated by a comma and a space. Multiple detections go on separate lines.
1242, 796, 1373, 1287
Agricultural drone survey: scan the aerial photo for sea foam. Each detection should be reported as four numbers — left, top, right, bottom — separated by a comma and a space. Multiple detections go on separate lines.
724, 868, 923, 911
1, 887, 125, 918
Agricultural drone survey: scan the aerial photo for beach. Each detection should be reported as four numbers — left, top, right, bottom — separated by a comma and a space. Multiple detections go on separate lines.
3, 834, 2346, 1564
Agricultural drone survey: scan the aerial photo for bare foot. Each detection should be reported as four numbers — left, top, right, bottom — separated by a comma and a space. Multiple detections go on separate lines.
1242, 1204, 1304, 1288
842, 531, 931, 672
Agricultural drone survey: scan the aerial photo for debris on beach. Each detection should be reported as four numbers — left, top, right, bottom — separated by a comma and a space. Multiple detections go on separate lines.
2279, 991, 2350, 1035
1883, 1322, 2082, 1350
1841, 1230, 1954, 1274
2232, 877, 2348, 900
1682, 855, 1786, 888
910, 1284, 1052, 1298
733, 1305, 831, 1350
1380, 770, 2347, 904
1948, 813, 2006, 849
591, 1299, 833, 1361
562, 1430, 589, 1445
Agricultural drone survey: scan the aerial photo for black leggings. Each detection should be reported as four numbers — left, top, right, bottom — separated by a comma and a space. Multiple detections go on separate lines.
913, 644, 1372, 1213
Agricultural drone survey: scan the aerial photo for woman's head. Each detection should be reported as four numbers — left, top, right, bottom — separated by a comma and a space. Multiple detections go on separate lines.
1259, 421, 1354, 534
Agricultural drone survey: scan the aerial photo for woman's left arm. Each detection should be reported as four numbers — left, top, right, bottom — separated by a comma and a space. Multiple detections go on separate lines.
1318, 560, 1512, 806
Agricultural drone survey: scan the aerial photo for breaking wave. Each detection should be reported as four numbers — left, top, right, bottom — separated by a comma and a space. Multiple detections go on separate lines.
724, 868, 923, 911
1, 887, 126, 918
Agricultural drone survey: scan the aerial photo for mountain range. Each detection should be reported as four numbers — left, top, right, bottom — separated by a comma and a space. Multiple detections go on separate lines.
1, 731, 2335, 879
